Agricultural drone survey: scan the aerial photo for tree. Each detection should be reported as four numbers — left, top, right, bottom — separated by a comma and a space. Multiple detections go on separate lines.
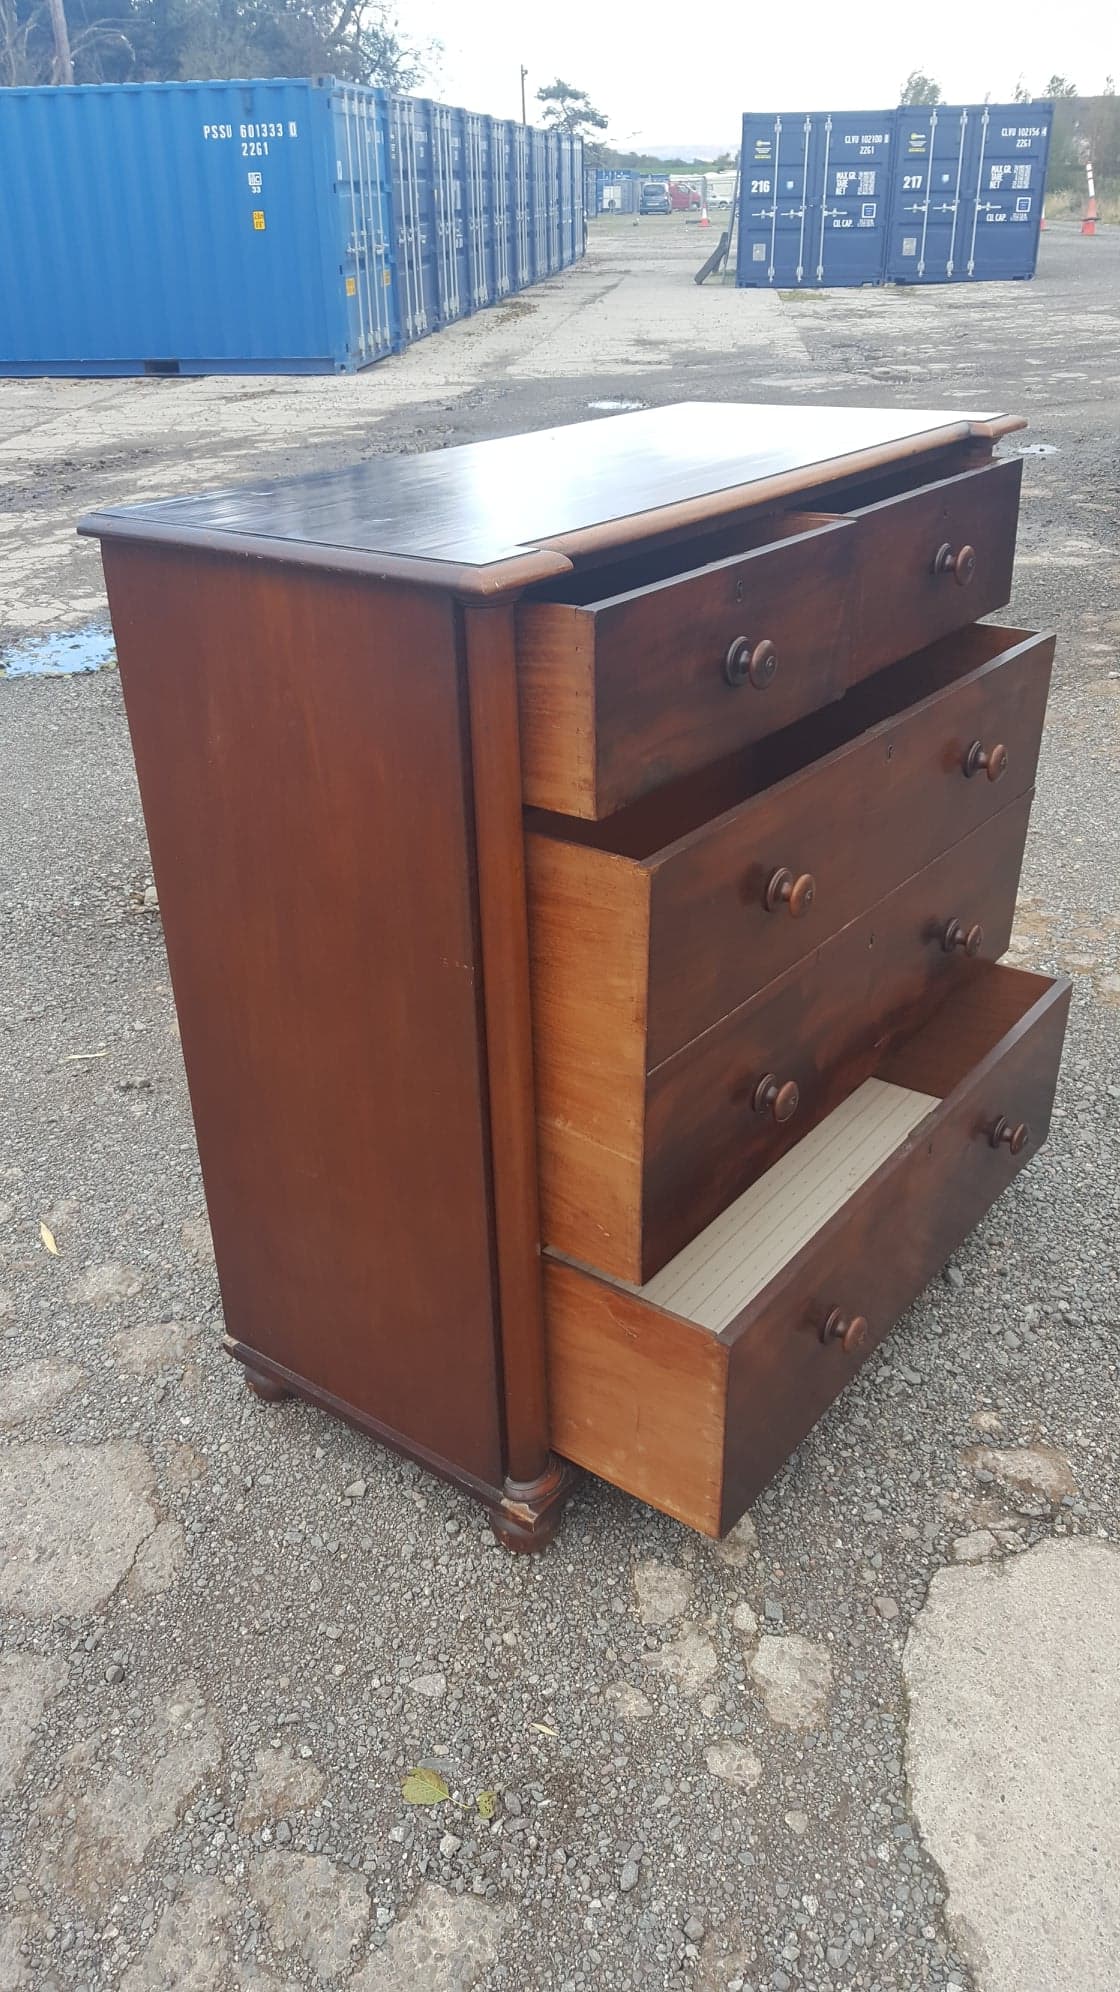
0, 0, 434, 87
535, 77, 608, 142
1045, 75, 1078, 97
900, 69, 942, 105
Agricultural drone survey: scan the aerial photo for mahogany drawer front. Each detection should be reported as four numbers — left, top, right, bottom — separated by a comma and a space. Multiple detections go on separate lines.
516, 515, 855, 819
544, 966, 1071, 1537
529, 624, 1053, 1071
533, 793, 1033, 1286
849, 457, 1022, 677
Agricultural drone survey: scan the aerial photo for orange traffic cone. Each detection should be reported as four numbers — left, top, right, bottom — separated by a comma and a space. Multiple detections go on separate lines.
698, 203, 711, 228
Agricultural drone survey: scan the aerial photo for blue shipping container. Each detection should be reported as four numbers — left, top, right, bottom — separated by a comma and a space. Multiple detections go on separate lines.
739, 110, 893, 287
887, 103, 1052, 283
739, 101, 1050, 288
0, 79, 582, 375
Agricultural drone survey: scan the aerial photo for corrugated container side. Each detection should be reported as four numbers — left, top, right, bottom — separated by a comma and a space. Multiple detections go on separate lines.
490, 121, 513, 297
0, 79, 351, 372
738, 110, 891, 287
511, 125, 533, 288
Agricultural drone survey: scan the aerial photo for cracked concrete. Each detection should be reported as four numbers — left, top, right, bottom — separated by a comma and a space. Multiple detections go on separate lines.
905, 1539, 1120, 1990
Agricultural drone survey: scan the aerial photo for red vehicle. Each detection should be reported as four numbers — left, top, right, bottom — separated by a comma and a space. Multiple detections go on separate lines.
669, 181, 701, 210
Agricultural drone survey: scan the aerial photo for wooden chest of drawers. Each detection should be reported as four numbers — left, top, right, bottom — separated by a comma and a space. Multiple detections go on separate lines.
81, 402, 1070, 1547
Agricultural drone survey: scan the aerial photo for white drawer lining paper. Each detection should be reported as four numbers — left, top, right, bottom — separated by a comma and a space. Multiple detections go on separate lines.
637, 1078, 939, 1333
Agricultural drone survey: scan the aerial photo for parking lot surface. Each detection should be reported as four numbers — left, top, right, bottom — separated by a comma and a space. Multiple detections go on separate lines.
1, 214, 1119, 1991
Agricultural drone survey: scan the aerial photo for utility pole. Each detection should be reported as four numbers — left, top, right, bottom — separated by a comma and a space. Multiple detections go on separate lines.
520, 66, 528, 126
47, 0, 74, 83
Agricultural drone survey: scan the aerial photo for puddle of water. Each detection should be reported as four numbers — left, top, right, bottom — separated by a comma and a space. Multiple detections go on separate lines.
1016, 442, 1060, 457
0, 623, 116, 678
587, 399, 646, 412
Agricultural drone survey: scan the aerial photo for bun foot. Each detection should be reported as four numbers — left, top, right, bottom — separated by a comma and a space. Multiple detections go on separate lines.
245, 1369, 293, 1404
488, 1458, 575, 1553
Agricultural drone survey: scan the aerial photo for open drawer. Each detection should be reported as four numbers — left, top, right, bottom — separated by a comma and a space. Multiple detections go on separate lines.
516, 510, 856, 817
544, 965, 1070, 1537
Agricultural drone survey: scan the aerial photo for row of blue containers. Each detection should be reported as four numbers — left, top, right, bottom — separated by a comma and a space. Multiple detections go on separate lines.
0, 79, 583, 376
738, 103, 1052, 288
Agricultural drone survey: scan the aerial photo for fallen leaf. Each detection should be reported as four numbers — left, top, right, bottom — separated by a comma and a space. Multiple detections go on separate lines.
530, 1722, 559, 1737
476, 1790, 497, 1820
39, 1222, 59, 1256
401, 1767, 449, 1806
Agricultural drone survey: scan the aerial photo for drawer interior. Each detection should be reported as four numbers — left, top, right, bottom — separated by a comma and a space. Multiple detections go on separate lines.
524, 508, 840, 608
527, 623, 1034, 863
592, 961, 1051, 1333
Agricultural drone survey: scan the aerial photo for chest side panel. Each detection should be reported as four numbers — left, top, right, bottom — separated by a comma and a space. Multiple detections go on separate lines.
101, 541, 505, 1488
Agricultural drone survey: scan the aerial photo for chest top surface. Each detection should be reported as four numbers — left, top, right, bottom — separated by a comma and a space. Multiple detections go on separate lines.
80, 401, 1021, 596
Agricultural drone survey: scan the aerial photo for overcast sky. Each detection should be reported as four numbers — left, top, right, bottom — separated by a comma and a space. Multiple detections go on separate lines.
417, 0, 1117, 149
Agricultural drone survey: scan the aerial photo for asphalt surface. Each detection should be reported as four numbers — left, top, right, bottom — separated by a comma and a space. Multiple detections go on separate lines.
1, 215, 1118, 1992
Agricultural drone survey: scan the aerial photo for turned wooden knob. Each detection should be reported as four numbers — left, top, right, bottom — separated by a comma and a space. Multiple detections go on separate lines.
764, 867, 817, 917
725, 636, 778, 689
990, 1116, 1030, 1155
932, 542, 977, 586
753, 1072, 800, 1123
963, 739, 1008, 782
942, 917, 984, 956
821, 1308, 869, 1354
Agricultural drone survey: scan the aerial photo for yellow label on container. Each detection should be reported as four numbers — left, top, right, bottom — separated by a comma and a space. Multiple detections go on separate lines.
252, 210, 266, 231
345, 275, 357, 295
382, 268, 392, 286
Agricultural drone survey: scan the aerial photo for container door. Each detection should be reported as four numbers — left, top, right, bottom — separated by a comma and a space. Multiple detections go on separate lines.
463, 111, 492, 308
886, 106, 971, 282
432, 104, 470, 321
961, 103, 1051, 280
388, 97, 439, 339
813, 112, 891, 285
331, 87, 397, 361
490, 122, 512, 297
738, 113, 815, 285
511, 127, 532, 287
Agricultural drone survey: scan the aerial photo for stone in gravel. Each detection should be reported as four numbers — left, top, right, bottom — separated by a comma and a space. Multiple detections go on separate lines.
714, 1512, 759, 1567
38, 1678, 221, 1911
0, 1291, 12, 1323
732, 1602, 759, 1640
874, 1596, 900, 1620
0, 1919, 27, 1991
0, 1653, 69, 1797
408, 1672, 447, 1699
750, 1635, 832, 1729
350, 1882, 502, 1991
120, 1878, 236, 1991
645, 1626, 718, 1696
0, 1360, 83, 1426
633, 1559, 692, 1625
952, 1530, 997, 1564
704, 1739, 762, 1789
619, 1859, 640, 1892
180, 1215, 214, 1262
605, 1682, 653, 1723
439, 1833, 462, 1857
238, 1747, 326, 1833
967, 1444, 1077, 1505
343, 1479, 368, 1500
67, 1261, 143, 1306
784, 1810, 809, 1835
110, 1322, 196, 1375
683, 1914, 705, 1941
0, 1442, 158, 1615
250, 1851, 369, 1980
129, 1519, 187, 1597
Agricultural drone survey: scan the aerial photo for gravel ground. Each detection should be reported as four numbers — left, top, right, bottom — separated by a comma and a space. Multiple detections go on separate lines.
1, 216, 1118, 1992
